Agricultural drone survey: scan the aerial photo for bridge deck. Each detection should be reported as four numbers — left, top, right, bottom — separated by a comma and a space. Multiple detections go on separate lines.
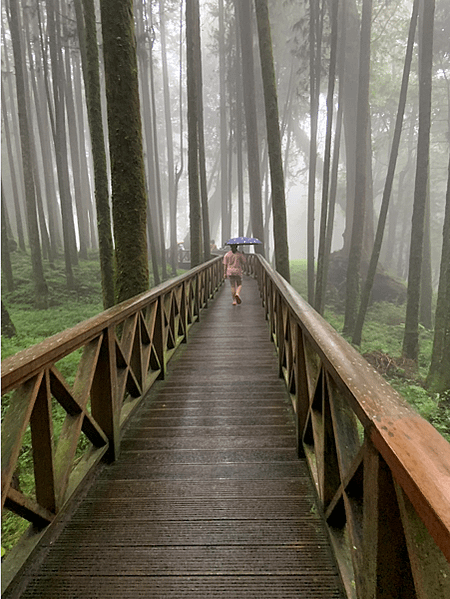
18, 277, 345, 598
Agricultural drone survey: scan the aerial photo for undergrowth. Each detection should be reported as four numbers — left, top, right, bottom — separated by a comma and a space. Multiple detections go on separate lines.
289, 262, 449, 442
1, 249, 182, 555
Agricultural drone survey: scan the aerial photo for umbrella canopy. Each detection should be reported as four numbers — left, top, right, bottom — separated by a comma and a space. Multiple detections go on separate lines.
226, 237, 262, 245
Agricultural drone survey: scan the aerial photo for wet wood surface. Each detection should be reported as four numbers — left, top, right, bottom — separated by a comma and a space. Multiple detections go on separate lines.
15, 277, 344, 598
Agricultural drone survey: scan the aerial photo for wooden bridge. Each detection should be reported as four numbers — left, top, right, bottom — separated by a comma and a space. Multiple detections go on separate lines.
2, 256, 450, 598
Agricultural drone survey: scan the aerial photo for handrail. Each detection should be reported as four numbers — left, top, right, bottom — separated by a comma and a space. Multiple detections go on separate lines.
248, 254, 450, 599
1, 257, 223, 590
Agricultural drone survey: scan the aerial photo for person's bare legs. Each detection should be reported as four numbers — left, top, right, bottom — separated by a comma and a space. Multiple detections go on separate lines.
231, 281, 237, 304
235, 284, 242, 304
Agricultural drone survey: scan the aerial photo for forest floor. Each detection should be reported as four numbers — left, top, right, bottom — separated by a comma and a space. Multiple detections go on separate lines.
1, 251, 449, 555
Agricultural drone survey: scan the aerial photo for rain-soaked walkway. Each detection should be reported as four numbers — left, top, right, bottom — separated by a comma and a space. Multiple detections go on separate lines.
17, 276, 345, 598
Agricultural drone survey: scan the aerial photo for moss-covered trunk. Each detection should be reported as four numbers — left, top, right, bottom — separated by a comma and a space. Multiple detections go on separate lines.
100, 0, 149, 302
79, 0, 115, 308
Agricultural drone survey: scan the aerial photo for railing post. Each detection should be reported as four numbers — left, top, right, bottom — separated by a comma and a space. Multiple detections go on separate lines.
154, 296, 166, 380
295, 325, 309, 458
91, 327, 120, 462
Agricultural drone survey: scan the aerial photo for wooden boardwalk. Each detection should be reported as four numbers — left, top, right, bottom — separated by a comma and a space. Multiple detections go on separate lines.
17, 276, 345, 598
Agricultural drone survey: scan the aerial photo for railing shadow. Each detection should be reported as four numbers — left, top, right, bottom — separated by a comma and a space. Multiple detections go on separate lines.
1, 257, 223, 593
247, 254, 450, 599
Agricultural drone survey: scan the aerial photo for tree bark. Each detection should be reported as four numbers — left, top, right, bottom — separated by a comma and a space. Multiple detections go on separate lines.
402, 0, 435, 360
427, 155, 450, 392
79, 0, 115, 308
100, 0, 149, 302
352, 0, 418, 346
343, 0, 372, 335
1, 83, 26, 252
7, 0, 48, 309
236, 0, 264, 254
1, 187, 14, 292
186, 0, 203, 267
314, 0, 338, 313
159, 0, 178, 275
254, 0, 289, 281
46, 0, 78, 286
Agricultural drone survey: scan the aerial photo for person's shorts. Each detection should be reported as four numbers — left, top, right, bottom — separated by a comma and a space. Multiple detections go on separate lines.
228, 275, 242, 286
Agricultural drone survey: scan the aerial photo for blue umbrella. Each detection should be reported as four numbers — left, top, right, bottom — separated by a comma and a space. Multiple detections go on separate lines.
226, 237, 262, 245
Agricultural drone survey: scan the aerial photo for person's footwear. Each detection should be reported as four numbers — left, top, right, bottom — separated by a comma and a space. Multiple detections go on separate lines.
232, 301, 237, 305
235, 295, 241, 304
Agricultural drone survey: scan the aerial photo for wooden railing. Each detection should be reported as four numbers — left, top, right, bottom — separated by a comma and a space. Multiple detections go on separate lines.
1, 257, 223, 589
249, 254, 450, 599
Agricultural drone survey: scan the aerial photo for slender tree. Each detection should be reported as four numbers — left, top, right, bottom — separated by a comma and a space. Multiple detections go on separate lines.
1, 81, 26, 252
192, 0, 211, 262
306, 0, 322, 303
427, 155, 450, 392
46, 0, 78, 284
100, 0, 149, 302
402, 0, 435, 360
254, 0, 289, 281
159, 0, 178, 275
219, 0, 230, 245
1, 186, 14, 292
343, 0, 372, 335
314, 0, 338, 313
78, 0, 115, 308
352, 0, 419, 346
186, 0, 203, 266
237, 0, 264, 253
7, 0, 48, 309
147, 3, 167, 280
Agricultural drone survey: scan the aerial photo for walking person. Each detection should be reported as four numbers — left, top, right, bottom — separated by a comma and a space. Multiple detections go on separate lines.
223, 244, 246, 305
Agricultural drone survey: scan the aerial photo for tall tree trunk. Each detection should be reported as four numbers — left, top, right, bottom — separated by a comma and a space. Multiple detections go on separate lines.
7, 0, 48, 308
254, 0, 289, 281
21, 10, 52, 264
134, 3, 161, 285
420, 182, 433, 329
427, 155, 450, 392
46, 0, 77, 286
306, 0, 322, 303
174, 0, 184, 252
352, 0, 418, 346
314, 0, 338, 313
343, 0, 372, 335
219, 0, 230, 245
186, 0, 202, 266
402, 0, 435, 360
73, 49, 97, 250
1, 186, 14, 292
2, 23, 27, 251
79, 0, 115, 308
147, 6, 167, 280
233, 1, 244, 238
236, 0, 264, 253
159, 0, 177, 275
31, 10, 62, 255
100, 0, 149, 302
1, 83, 26, 252
321, 0, 347, 315
192, 0, 211, 262
63, 33, 89, 260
